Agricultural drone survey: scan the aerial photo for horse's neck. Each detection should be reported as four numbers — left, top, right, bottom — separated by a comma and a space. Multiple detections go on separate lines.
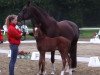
31, 6, 47, 24
31, 6, 56, 26
36, 36, 45, 43
32, 6, 60, 37
36, 33, 46, 42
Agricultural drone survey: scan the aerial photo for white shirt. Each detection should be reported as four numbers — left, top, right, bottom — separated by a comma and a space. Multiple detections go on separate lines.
21, 25, 29, 33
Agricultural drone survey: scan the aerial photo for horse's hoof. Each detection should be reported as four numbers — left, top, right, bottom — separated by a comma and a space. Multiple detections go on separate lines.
60, 71, 64, 75
71, 68, 75, 72
51, 71, 55, 74
69, 69, 72, 75
65, 69, 69, 73
37, 72, 42, 75
37, 73, 40, 75
41, 71, 46, 75
51, 64, 56, 71
69, 72, 72, 75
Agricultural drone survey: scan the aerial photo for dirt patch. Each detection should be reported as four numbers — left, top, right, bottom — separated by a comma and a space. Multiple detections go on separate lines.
0, 42, 100, 75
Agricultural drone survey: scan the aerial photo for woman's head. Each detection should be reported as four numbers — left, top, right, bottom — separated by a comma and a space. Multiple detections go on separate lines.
5, 15, 18, 27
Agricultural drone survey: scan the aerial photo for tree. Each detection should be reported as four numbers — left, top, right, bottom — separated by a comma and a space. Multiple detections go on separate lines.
0, 0, 100, 27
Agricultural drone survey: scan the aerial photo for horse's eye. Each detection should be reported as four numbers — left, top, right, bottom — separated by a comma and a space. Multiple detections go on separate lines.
22, 7, 26, 12
22, 9, 25, 12
22, 9, 26, 14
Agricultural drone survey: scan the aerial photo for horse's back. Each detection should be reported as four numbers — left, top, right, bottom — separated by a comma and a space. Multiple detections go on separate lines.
57, 20, 74, 40
67, 20, 79, 38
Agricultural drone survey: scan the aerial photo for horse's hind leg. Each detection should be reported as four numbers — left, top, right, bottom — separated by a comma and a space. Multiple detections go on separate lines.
66, 54, 70, 72
51, 51, 55, 74
60, 52, 67, 75
66, 54, 72, 75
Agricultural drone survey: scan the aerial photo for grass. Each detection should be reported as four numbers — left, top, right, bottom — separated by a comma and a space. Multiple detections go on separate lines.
79, 30, 98, 38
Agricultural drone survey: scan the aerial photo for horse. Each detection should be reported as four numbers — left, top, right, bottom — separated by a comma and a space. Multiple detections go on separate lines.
18, 1, 79, 71
33, 26, 72, 75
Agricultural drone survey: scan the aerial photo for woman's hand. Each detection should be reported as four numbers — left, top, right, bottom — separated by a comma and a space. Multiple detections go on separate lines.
21, 33, 23, 36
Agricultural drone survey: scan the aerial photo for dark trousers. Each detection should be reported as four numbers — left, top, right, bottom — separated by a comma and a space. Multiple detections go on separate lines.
0, 40, 3, 44
9, 44, 19, 75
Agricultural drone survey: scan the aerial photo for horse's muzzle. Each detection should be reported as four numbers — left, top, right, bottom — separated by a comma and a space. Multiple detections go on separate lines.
17, 13, 23, 21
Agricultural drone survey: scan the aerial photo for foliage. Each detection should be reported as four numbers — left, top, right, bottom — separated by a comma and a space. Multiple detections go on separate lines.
0, 0, 100, 28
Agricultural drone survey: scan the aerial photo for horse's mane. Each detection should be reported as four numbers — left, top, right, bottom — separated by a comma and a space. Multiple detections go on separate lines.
34, 5, 49, 17
35, 5, 57, 22
32, 4, 57, 22
29, 4, 58, 35
28, 3, 57, 23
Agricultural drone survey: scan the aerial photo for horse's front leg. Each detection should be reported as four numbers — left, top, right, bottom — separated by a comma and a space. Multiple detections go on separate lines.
41, 52, 46, 75
37, 52, 46, 75
37, 55, 42, 75
51, 51, 55, 74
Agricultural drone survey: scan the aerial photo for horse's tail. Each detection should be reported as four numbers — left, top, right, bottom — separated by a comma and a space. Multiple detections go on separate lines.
68, 20, 79, 68
70, 38, 78, 68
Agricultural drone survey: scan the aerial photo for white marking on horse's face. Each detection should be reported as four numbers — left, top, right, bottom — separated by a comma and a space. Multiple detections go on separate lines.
34, 27, 38, 31
34, 27, 39, 38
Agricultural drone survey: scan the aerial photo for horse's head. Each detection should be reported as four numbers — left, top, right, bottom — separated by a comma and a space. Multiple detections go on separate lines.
33, 25, 44, 39
18, 1, 34, 21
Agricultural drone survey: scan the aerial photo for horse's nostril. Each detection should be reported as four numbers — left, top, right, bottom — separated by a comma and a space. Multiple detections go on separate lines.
34, 34, 37, 37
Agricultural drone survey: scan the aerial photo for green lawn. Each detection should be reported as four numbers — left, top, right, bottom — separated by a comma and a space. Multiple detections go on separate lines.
79, 30, 98, 38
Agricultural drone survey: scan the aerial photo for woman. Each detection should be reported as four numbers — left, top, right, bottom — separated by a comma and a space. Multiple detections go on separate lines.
5, 15, 22, 75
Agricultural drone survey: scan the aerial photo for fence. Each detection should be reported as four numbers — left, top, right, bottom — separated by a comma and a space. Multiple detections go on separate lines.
1, 28, 100, 35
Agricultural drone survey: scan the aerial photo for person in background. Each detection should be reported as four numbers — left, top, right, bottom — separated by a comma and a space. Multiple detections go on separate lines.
3, 25, 8, 32
3, 17, 9, 35
5, 14, 22, 75
0, 28, 3, 44
21, 24, 29, 40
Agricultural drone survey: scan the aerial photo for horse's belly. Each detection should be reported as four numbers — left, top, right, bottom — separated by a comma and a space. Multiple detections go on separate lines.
45, 45, 57, 52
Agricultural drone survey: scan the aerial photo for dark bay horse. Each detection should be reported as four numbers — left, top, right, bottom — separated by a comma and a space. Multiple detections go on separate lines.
34, 26, 71, 75
18, 1, 79, 70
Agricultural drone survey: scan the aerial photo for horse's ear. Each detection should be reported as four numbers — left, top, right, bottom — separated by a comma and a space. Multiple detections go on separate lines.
27, 0, 32, 6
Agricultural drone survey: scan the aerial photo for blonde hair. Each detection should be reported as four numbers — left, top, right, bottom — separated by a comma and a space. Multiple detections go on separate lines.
5, 15, 17, 28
